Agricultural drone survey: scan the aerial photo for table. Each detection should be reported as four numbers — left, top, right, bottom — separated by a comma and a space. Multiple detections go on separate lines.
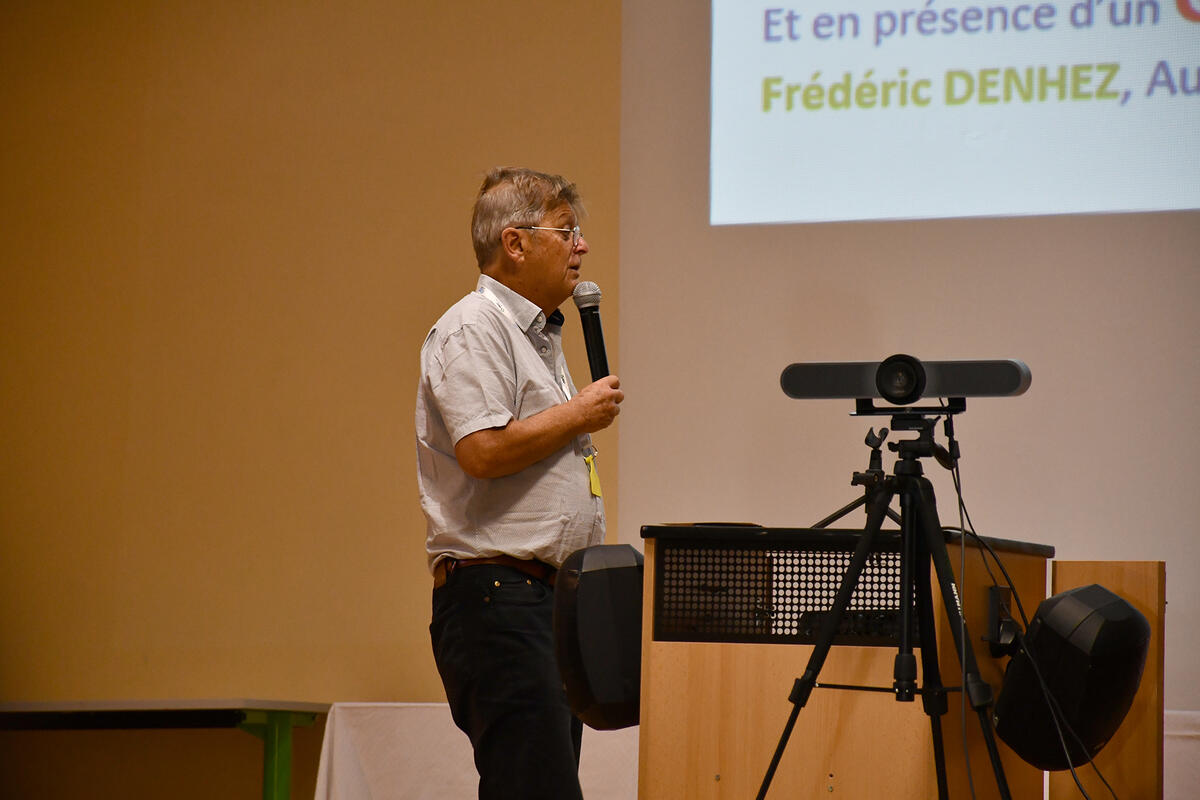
0, 698, 329, 800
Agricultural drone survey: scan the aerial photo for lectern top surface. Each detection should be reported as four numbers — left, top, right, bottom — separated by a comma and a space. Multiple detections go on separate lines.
639, 523, 1055, 559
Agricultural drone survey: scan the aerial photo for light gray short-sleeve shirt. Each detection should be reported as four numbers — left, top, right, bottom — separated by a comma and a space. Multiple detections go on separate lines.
415, 274, 605, 570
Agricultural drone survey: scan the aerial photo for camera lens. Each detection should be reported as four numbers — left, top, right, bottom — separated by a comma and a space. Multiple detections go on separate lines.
876, 354, 926, 405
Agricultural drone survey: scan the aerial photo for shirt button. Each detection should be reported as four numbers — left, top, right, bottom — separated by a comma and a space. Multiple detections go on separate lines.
540, 346, 549, 354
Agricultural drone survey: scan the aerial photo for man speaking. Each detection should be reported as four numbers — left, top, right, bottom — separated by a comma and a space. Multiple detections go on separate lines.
415, 167, 623, 799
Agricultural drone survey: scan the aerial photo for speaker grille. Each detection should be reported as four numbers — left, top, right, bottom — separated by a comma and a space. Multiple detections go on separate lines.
655, 537, 912, 646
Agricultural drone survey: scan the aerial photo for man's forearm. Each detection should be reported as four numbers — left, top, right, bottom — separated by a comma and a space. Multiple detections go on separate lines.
454, 375, 622, 479
454, 403, 585, 479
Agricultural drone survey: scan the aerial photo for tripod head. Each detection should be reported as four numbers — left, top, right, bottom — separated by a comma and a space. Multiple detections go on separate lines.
863, 413, 959, 475
889, 415, 941, 462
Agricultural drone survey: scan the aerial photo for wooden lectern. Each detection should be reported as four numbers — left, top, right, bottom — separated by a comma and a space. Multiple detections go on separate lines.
637, 524, 1054, 800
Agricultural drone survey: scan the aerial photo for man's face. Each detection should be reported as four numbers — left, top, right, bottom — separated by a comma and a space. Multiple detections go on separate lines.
519, 202, 589, 313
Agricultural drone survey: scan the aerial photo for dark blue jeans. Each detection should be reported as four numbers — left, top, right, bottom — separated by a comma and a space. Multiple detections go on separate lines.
430, 563, 584, 800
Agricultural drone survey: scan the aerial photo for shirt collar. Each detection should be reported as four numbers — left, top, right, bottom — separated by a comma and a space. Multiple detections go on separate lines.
476, 274, 561, 334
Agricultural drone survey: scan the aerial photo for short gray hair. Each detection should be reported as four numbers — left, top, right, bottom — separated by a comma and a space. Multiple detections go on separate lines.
471, 167, 584, 267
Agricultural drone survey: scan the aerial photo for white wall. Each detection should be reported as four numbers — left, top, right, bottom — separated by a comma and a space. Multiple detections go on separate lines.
618, 0, 1200, 711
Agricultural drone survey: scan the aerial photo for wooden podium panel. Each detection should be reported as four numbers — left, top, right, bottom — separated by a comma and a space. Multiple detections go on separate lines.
638, 528, 1052, 800
1048, 561, 1165, 800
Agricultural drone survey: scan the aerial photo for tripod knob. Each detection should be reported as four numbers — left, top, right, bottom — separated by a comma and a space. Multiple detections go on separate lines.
851, 470, 882, 488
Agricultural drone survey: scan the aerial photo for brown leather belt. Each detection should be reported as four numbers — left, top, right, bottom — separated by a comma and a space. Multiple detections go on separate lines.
433, 555, 557, 589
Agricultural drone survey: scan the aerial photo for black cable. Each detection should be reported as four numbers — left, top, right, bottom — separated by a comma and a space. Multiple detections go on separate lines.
944, 473, 1031, 628
928, 406, 980, 800
1010, 623, 1117, 800
946, 428, 978, 800
939, 432, 1118, 800
952, 522, 1116, 799
948, 470, 1001, 587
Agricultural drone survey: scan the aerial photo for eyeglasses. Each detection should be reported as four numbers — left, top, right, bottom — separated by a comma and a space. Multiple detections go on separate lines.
516, 225, 583, 247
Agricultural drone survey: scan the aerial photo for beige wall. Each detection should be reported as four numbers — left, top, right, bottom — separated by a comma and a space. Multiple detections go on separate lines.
619, 0, 1200, 717
1, 1, 619, 794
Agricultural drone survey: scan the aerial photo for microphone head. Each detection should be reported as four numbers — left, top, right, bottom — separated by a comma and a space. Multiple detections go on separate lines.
572, 281, 602, 310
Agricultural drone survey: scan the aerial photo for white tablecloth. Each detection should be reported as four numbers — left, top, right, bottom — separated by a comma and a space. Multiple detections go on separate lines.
314, 702, 638, 800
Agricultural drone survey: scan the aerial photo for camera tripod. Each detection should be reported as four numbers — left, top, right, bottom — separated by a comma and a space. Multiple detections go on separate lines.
756, 409, 1012, 800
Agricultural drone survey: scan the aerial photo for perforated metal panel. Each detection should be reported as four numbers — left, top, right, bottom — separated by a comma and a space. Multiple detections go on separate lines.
653, 532, 916, 647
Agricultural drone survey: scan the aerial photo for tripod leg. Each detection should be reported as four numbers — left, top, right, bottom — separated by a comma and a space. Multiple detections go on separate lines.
914, 479, 1013, 800
756, 480, 894, 800
912, 517, 951, 800
894, 490, 920, 702
789, 480, 893, 709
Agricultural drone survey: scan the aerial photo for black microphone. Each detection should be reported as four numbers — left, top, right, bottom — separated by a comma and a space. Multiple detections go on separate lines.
572, 281, 609, 382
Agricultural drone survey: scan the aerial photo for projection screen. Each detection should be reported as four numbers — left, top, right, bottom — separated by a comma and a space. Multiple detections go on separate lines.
711, 0, 1200, 224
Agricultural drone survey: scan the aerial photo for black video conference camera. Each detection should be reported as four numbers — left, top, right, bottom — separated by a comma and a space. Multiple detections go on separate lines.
781, 354, 1031, 407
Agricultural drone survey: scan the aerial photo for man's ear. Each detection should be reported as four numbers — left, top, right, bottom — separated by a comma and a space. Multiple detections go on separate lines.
499, 228, 525, 261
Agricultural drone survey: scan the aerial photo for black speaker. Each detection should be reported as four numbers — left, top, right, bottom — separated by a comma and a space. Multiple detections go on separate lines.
993, 583, 1151, 771
553, 544, 643, 730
